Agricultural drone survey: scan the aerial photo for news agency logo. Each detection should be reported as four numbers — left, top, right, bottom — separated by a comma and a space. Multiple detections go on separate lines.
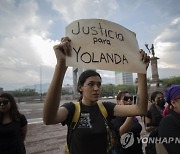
120, 132, 180, 149
120, 132, 134, 149
140, 137, 180, 144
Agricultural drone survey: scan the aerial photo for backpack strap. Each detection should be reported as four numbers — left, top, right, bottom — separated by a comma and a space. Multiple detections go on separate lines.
70, 101, 108, 128
97, 101, 108, 121
66, 102, 80, 154
71, 102, 81, 129
72, 101, 108, 126
97, 101, 113, 153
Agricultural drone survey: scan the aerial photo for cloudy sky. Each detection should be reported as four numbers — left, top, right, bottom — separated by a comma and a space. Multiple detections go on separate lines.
0, 0, 180, 91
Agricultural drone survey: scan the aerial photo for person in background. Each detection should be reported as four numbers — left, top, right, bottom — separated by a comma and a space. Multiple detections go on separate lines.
145, 91, 165, 133
111, 91, 143, 154
145, 91, 165, 154
158, 84, 180, 154
43, 37, 150, 154
0, 92, 28, 154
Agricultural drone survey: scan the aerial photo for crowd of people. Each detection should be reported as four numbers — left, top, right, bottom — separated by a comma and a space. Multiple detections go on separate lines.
43, 36, 149, 154
0, 35, 180, 154
42, 36, 180, 154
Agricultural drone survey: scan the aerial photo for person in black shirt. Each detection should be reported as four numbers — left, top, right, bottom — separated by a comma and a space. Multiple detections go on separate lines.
0, 93, 28, 154
43, 36, 150, 154
158, 84, 180, 154
111, 91, 143, 154
145, 91, 165, 133
145, 91, 165, 154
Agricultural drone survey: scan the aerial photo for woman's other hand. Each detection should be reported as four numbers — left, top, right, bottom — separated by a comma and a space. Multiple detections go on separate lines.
139, 49, 150, 70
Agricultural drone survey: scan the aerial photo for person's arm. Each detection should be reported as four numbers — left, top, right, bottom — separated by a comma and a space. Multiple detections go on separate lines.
43, 37, 71, 125
114, 50, 149, 117
145, 116, 156, 132
119, 117, 133, 136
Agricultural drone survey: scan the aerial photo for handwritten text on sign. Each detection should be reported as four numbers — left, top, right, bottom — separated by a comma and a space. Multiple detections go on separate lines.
65, 19, 146, 73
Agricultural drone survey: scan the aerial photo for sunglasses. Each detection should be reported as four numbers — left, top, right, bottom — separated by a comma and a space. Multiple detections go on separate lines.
0, 100, 9, 105
123, 96, 133, 101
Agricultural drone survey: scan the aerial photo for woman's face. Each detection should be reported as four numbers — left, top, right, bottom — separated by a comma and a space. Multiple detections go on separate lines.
79, 76, 101, 103
117, 93, 133, 105
154, 93, 165, 108
171, 97, 180, 114
0, 97, 11, 113
154, 93, 163, 103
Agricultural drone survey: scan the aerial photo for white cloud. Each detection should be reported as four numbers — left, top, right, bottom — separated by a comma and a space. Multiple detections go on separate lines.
0, 0, 180, 91
154, 17, 180, 69
30, 35, 57, 66
0, 0, 39, 37
47, 0, 119, 23
0, 0, 55, 90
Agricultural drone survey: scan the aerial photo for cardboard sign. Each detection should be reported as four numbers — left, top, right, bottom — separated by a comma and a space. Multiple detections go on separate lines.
66, 19, 146, 73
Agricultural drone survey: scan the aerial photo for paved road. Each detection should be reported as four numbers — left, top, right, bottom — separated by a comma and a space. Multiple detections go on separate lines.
18, 101, 67, 153
18, 99, 117, 123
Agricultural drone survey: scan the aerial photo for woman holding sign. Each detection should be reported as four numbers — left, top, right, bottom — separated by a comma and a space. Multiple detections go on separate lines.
43, 37, 150, 154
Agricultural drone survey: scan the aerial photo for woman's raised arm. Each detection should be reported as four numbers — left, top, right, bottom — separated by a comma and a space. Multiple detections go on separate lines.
43, 37, 71, 125
114, 50, 150, 117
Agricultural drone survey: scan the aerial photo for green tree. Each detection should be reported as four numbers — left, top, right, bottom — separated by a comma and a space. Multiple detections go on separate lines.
114, 84, 136, 95
100, 84, 136, 97
13, 88, 38, 97
61, 88, 73, 95
161, 77, 180, 88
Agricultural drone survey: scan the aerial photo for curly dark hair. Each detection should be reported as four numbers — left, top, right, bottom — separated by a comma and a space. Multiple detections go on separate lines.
0, 93, 21, 123
150, 91, 163, 102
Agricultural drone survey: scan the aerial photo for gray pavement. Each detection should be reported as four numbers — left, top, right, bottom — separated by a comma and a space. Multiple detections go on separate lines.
25, 122, 67, 154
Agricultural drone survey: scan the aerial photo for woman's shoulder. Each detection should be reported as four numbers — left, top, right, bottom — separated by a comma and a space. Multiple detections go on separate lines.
19, 113, 26, 118
101, 101, 116, 119
159, 112, 178, 131
101, 101, 116, 106
18, 113, 28, 126
160, 114, 173, 125
149, 103, 157, 111
101, 101, 116, 111
164, 111, 180, 123
61, 101, 74, 105
61, 101, 75, 109
61, 102, 76, 123
159, 112, 180, 138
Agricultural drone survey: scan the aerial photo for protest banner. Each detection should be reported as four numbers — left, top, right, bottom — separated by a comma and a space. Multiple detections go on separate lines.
66, 19, 146, 73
